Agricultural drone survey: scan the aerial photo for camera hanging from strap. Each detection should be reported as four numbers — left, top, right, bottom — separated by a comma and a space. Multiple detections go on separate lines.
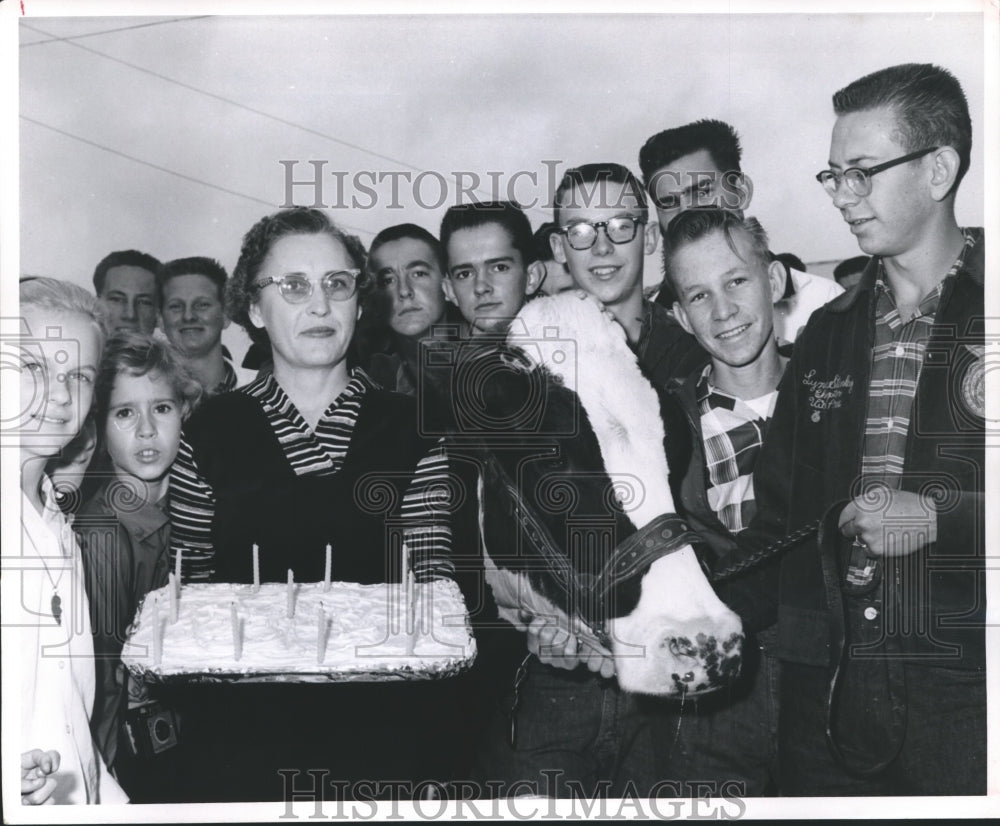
818, 501, 907, 777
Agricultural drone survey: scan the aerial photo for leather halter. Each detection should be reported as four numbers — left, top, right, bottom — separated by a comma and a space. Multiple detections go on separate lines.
486, 453, 700, 647
486, 441, 822, 647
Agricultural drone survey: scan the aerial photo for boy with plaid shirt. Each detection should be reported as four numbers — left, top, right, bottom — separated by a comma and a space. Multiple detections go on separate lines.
652, 208, 790, 796
730, 63, 984, 796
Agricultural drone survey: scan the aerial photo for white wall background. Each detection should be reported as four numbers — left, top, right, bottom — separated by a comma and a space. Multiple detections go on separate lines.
16, 9, 989, 365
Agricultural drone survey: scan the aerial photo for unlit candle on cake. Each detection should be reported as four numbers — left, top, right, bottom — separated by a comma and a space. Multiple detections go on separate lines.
400, 540, 410, 634
316, 603, 326, 664
324, 544, 331, 593
286, 569, 294, 618
231, 601, 242, 661
174, 547, 182, 585
406, 582, 418, 656
120, 579, 477, 679
409, 566, 417, 623
407, 568, 418, 646
168, 572, 178, 623
252, 543, 260, 593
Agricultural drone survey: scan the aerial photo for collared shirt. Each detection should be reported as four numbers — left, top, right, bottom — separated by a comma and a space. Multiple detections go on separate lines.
170, 367, 451, 583
212, 358, 239, 396
696, 366, 778, 534
251, 369, 380, 476
17, 475, 128, 804
846, 228, 977, 586
79, 479, 171, 592
860, 228, 978, 486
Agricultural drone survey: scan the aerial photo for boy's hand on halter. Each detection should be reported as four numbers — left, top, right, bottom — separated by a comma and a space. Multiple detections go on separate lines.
520, 609, 616, 679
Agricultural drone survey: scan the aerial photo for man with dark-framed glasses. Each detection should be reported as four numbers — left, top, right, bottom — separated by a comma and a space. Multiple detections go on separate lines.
733, 62, 985, 795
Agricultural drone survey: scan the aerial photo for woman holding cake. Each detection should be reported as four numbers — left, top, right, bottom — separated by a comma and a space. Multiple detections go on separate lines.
170, 207, 452, 587
164, 207, 460, 801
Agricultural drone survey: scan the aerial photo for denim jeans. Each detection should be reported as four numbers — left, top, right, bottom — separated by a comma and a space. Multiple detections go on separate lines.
650, 629, 781, 797
472, 656, 657, 798
779, 660, 986, 796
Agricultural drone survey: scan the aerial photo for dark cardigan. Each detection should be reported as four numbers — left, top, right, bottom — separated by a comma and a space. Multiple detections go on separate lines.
182, 387, 435, 585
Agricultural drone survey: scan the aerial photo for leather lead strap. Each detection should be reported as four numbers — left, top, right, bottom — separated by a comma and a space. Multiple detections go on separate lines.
709, 519, 820, 582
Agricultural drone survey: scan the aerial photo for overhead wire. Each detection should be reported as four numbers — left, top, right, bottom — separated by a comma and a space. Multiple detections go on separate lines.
20, 19, 550, 217
20, 17, 212, 47
21, 115, 374, 238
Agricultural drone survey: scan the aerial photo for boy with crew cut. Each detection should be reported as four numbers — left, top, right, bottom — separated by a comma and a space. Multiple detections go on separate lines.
652, 208, 789, 796
361, 222, 516, 779
360, 223, 455, 395
549, 162, 707, 388
439, 201, 543, 338
63, 250, 162, 509
434, 204, 570, 790
730, 62, 984, 796
158, 256, 237, 396
638, 120, 843, 340
93, 250, 162, 336
638, 119, 749, 238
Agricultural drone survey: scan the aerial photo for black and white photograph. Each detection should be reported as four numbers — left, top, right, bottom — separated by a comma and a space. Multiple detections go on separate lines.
2, 0, 997, 820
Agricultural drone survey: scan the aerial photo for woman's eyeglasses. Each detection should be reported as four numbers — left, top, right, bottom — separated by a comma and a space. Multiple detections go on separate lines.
253, 270, 361, 304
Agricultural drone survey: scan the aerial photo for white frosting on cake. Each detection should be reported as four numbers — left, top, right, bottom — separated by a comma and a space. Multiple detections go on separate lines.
122, 579, 476, 680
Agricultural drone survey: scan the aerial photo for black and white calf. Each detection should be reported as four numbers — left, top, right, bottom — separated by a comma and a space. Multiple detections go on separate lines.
430, 291, 743, 697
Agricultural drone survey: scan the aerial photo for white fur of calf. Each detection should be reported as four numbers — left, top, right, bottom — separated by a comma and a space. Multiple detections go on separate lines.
509, 290, 673, 530
500, 291, 743, 696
